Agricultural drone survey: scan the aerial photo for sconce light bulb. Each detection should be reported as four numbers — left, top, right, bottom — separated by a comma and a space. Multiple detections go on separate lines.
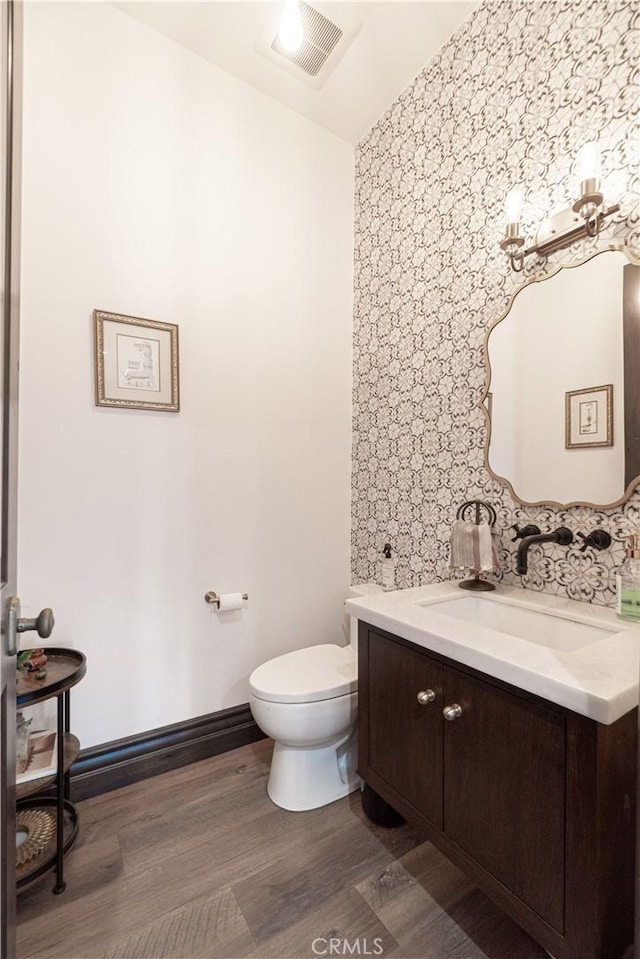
576, 141, 601, 182
278, 0, 304, 52
505, 188, 523, 226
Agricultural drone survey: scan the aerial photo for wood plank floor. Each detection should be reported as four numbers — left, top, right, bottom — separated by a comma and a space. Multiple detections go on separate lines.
17, 739, 548, 959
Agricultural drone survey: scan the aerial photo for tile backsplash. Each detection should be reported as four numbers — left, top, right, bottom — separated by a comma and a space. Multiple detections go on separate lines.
351, 0, 640, 606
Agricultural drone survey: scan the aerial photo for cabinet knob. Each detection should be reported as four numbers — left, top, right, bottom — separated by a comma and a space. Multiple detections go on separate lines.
417, 689, 435, 705
443, 703, 463, 721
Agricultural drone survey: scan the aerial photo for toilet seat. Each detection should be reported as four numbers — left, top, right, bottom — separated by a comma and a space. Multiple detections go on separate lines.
249, 644, 357, 704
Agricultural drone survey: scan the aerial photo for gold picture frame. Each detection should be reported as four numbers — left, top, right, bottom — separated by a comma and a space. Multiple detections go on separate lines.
94, 310, 180, 412
565, 384, 613, 449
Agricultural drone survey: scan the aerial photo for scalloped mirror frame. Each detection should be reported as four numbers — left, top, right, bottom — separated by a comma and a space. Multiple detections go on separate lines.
481, 243, 640, 510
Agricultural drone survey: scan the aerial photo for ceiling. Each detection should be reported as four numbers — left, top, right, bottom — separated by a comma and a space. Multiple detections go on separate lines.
114, 1, 480, 145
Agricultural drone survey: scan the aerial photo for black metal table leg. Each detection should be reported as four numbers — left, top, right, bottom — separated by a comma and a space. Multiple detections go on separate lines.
53, 693, 66, 893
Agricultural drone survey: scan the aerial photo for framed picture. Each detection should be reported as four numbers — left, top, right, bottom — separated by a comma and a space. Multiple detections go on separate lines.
16, 729, 57, 785
94, 310, 180, 412
565, 384, 613, 449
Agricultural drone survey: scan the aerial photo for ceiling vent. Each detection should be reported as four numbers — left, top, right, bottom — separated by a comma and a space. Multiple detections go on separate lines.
255, 3, 360, 91
271, 3, 342, 77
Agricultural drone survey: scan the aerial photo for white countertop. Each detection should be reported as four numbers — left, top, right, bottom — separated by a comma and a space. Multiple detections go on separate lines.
345, 582, 640, 724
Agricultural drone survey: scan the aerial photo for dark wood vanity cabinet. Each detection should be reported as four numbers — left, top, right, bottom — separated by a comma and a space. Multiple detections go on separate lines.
358, 623, 636, 959
368, 632, 444, 827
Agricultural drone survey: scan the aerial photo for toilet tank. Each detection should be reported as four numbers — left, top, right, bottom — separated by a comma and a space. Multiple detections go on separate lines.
346, 583, 382, 652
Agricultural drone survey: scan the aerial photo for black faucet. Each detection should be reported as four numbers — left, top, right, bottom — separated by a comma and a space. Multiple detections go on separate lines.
511, 523, 541, 542
515, 527, 573, 575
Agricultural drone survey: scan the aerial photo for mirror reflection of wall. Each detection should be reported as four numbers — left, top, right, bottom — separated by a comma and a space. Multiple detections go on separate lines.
485, 249, 639, 507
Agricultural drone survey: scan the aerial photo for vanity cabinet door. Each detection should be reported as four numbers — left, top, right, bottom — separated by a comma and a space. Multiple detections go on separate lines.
443, 667, 565, 933
368, 631, 444, 827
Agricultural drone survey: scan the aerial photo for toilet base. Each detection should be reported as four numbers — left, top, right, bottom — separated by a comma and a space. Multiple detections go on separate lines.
267, 732, 360, 811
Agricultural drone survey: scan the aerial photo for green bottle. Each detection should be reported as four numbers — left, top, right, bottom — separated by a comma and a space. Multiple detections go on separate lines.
616, 533, 640, 623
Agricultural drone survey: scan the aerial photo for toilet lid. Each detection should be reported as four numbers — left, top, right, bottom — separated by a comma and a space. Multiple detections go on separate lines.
249, 644, 357, 704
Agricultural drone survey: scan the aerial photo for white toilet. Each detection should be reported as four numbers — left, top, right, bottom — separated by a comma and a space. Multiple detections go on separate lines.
249, 586, 381, 812
249, 643, 359, 811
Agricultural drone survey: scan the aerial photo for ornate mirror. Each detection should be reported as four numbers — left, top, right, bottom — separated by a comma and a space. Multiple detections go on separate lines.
483, 246, 640, 508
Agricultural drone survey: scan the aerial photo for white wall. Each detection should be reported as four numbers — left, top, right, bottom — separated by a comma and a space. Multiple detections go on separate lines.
17, 3, 354, 748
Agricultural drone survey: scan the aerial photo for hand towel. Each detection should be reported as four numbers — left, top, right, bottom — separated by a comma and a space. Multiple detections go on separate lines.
449, 520, 499, 573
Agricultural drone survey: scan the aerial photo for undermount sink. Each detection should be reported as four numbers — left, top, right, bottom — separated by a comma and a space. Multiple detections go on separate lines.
345, 582, 639, 724
420, 595, 617, 652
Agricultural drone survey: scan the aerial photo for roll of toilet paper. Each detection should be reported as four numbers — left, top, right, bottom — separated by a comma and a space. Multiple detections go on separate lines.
218, 592, 244, 612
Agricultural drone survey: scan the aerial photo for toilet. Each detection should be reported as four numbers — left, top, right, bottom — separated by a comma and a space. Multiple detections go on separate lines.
249, 643, 359, 811
249, 585, 381, 811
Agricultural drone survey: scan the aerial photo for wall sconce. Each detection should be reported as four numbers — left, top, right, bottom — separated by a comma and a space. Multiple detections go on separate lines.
499, 142, 620, 273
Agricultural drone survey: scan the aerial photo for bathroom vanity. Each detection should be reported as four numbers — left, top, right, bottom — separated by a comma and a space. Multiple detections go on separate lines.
347, 584, 639, 959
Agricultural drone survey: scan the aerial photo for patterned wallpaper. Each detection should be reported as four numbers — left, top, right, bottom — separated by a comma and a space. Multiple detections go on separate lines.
351, 0, 640, 606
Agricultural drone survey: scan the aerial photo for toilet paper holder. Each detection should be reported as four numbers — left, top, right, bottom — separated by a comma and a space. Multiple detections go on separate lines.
204, 590, 249, 608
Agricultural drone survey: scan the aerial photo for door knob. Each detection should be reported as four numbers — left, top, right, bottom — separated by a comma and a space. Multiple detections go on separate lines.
417, 689, 435, 705
443, 704, 463, 721
17, 608, 55, 638
7, 597, 54, 656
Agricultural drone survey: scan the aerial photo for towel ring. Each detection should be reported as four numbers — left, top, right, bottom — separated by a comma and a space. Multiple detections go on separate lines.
455, 499, 497, 592
456, 500, 496, 527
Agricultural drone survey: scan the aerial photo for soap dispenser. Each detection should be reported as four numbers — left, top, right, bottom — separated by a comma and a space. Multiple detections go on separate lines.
616, 533, 640, 623
381, 543, 396, 592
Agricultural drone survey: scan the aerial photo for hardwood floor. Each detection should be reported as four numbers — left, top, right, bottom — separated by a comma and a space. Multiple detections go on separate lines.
17, 739, 548, 959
